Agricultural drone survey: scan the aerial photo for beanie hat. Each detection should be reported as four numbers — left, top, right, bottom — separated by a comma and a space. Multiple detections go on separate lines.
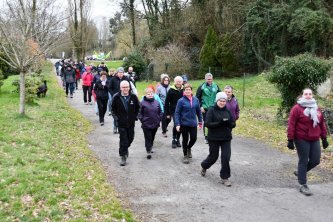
215, 92, 228, 102
117, 67, 124, 72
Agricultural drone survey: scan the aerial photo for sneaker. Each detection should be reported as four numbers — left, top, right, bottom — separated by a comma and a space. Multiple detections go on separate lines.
109, 112, 112, 116
147, 151, 152, 159
176, 140, 181, 147
113, 128, 118, 134
201, 168, 206, 176
84, 102, 88, 105
294, 171, 298, 177
187, 149, 192, 158
162, 132, 167, 138
120, 156, 126, 166
221, 179, 232, 187
89, 102, 93, 105
183, 156, 189, 164
70, 94, 73, 98
299, 184, 312, 196
172, 140, 177, 148
205, 139, 208, 144
96, 112, 99, 116
100, 122, 104, 126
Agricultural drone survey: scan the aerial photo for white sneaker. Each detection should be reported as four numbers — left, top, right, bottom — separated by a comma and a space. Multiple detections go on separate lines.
221, 179, 232, 187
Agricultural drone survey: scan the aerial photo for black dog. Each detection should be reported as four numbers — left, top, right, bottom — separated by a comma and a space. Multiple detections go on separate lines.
37, 80, 48, 97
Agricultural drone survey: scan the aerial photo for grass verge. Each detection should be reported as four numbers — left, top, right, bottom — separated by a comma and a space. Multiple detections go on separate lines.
88, 61, 124, 70
0, 63, 134, 221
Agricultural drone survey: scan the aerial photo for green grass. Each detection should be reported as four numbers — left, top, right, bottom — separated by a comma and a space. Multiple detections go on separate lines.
136, 74, 333, 171
0, 63, 134, 221
88, 60, 124, 70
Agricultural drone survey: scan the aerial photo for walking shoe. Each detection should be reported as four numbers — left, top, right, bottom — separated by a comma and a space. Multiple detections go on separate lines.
183, 156, 189, 164
176, 140, 181, 147
172, 140, 177, 148
108, 112, 112, 116
113, 128, 118, 134
299, 184, 312, 196
89, 102, 93, 105
96, 112, 99, 116
162, 132, 167, 138
84, 102, 88, 105
100, 122, 104, 126
205, 139, 208, 144
147, 151, 152, 159
120, 156, 126, 166
70, 94, 73, 98
201, 168, 206, 176
294, 171, 298, 177
221, 179, 232, 187
187, 149, 192, 158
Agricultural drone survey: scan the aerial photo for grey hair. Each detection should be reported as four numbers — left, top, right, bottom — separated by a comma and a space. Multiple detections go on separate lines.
174, 76, 183, 82
224, 85, 234, 90
205, 73, 213, 79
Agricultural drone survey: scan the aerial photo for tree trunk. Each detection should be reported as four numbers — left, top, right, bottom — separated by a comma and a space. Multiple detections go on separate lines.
19, 71, 26, 115
130, 0, 136, 46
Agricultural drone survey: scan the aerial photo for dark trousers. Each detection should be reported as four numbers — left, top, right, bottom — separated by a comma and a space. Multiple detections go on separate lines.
202, 111, 207, 138
181, 126, 197, 156
295, 139, 321, 185
96, 98, 108, 123
162, 113, 171, 133
201, 140, 231, 179
66, 82, 75, 95
142, 128, 158, 152
172, 114, 181, 141
118, 127, 135, 157
82, 85, 92, 103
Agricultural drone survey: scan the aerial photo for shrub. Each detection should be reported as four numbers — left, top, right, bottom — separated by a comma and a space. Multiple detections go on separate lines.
12, 72, 45, 103
147, 43, 191, 80
267, 53, 331, 117
123, 50, 146, 80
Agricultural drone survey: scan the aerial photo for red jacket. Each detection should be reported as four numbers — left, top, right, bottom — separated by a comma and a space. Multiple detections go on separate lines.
287, 104, 327, 141
82, 72, 93, 86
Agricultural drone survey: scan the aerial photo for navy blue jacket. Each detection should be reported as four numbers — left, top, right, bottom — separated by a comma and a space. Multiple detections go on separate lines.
175, 95, 202, 127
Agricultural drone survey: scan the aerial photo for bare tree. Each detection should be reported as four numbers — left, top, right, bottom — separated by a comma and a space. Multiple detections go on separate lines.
68, 0, 91, 62
0, 0, 66, 115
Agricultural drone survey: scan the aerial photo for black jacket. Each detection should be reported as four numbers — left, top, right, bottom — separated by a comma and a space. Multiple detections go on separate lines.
93, 80, 109, 100
109, 76, 131, 96
111, 93, 139, 128
164, 85, 183, 116
205, 104, 236, 141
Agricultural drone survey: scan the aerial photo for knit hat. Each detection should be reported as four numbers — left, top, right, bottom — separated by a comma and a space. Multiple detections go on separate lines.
215, 92, 228, 102
117, 67, 124, 72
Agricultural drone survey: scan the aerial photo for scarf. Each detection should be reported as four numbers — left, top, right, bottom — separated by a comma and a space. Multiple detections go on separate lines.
297, 97, 319, 127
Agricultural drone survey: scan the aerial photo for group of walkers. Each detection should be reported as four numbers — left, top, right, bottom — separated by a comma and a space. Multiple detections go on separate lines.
55, 61, 330, 195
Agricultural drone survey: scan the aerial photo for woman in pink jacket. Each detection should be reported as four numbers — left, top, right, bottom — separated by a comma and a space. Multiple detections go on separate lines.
82, 66, 94, 105
287, 88, 329, 196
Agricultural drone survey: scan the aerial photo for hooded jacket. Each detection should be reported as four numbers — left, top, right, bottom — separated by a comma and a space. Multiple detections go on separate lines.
139, 96, 163, 129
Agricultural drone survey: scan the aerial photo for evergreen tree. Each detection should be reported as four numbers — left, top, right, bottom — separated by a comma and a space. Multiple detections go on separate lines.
198, 25, 219, 78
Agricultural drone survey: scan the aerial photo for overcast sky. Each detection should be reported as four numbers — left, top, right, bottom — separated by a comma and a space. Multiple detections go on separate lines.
91, 0, 121, 20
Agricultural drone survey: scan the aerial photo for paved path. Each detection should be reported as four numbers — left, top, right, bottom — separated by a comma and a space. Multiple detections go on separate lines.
54, 63, 333, 222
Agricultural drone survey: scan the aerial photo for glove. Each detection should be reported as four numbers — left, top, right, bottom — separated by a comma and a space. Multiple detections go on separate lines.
287, 140, 295, 150
219, 119, 230, 127
198, 122, 203, 129
322, 138, 329, 149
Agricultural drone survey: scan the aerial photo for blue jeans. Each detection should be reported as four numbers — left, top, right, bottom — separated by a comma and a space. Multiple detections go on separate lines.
295, 139, 321, 185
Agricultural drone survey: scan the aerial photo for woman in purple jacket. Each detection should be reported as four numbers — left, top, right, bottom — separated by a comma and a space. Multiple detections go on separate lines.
139, 87, 163, 159
224, 85, 240, 121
